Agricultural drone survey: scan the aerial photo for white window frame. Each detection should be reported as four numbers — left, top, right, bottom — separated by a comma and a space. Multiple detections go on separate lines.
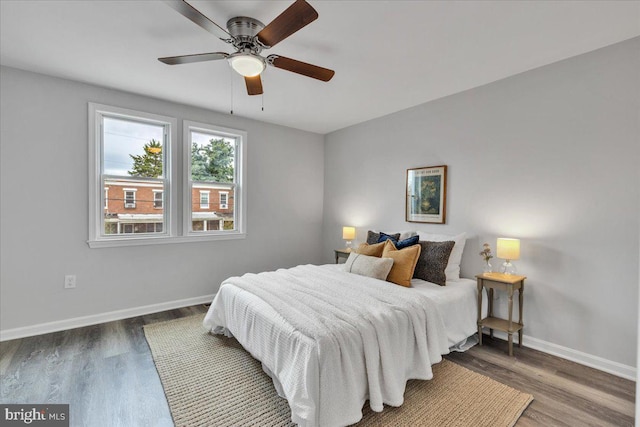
123, 188, 137, 209
104, 187, 109, 209
88, 103, 178, 248
153, 190, 163, 209
89, 105, 246, 248
219, 191, 228, 209
199, 191, 210, 209
184, 120, 246, 239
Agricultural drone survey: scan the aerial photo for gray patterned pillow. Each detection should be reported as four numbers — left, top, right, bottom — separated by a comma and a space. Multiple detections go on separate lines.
366, 230, 401, 245
413, 240, 455, 286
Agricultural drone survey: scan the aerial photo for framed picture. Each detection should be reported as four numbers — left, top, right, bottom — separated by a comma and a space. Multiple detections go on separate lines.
406, 165, 447, 224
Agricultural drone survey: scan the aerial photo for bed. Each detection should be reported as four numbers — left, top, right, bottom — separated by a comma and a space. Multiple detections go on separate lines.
203, 262, 486, 427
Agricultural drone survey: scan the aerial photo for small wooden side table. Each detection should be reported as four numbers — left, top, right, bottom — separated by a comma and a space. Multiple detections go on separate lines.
476, 272, 526, 356
334, 249, 351, 264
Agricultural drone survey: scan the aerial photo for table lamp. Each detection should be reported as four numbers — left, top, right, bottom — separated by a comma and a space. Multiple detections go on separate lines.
497, 238, 520, 275
342, 226, 356, 251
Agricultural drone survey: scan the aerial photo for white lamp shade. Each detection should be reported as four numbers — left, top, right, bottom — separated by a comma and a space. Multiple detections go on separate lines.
342, 226, 356, 240
497, 238, 520, 260
229, 55, 265, 77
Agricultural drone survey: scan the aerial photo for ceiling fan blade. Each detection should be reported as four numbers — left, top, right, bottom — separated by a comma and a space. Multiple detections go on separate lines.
256, 0, 318, 48
164, 0, 232, 42
245, 75, 264, 96
267, 55, 334, 82
158, 52, 229, 65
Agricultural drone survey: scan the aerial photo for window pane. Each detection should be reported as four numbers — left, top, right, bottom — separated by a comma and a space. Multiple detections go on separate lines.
199, 191, 209, 209
184, 121, 242, 237
103, 178, 164, 235
153, 191, 163, 209
189, 129, 237, 233
124, 190, 136, 208
103, 117, 165, 178
100, 114, 167, 237
190, 131, 235, 183
191, 183, 234, 233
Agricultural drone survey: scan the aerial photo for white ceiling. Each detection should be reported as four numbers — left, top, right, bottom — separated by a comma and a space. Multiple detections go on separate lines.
1, 1, 639, 134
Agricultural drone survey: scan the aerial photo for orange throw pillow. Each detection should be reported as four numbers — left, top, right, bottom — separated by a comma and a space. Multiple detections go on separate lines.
355, 242, 385, 257
382, 240, 421, 287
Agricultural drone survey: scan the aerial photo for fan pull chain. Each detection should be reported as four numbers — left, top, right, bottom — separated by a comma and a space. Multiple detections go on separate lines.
261, 73, 265, 111
229, 68, 234, 115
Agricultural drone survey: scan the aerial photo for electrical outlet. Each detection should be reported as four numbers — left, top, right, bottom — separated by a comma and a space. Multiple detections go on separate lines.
64, 275, 76, 289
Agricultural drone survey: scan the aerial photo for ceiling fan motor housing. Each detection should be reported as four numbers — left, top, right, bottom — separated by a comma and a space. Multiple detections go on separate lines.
227, 17, 265, 54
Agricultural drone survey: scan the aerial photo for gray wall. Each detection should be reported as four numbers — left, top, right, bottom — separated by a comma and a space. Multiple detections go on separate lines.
0, 66, 325, 330
323, 38, 640, 366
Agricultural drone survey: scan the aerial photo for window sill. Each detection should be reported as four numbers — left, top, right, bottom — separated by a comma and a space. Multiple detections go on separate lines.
87, 232, 246, 248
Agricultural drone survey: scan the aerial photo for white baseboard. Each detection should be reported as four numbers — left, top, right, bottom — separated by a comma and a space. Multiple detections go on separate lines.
0, 294, 215, 342
488, 329, 636, 381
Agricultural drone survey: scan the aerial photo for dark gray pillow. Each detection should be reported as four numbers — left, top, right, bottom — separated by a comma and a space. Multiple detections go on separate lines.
413, 240, 455, 286
366, 230, 401, 245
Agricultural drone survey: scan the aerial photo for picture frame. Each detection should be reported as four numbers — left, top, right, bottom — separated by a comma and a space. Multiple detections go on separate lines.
406, 165, 447, 224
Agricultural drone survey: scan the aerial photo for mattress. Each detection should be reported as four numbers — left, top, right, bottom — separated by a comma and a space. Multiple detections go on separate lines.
203, 264, 486, 426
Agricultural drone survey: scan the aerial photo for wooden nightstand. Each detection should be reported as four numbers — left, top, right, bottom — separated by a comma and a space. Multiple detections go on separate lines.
334, 249, 351, 264
476, 272, 526, 356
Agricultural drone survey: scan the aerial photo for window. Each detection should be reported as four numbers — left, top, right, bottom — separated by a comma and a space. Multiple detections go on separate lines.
124, 188, 137, 209
153, 190, 163, 209
89, 103, 176, 247
199, 191, 210, 209
219, 192, 228, 209
184, 120, 245, 237
89, 105, 245, 248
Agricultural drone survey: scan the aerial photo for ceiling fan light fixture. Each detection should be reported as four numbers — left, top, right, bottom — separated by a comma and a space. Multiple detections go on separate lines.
229, 54, 265, 77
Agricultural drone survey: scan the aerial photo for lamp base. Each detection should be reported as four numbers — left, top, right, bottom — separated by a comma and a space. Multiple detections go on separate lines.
345, 241, 353, 251
501, 260, 517, 275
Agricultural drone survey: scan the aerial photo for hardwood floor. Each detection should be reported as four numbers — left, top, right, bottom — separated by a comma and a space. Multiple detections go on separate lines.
448, 336, 635, 427
1, 305, 635, 426
0, 306, 208, 427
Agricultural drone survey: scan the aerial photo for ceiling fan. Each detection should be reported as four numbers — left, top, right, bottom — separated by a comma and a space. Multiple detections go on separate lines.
159, 0, 335, 96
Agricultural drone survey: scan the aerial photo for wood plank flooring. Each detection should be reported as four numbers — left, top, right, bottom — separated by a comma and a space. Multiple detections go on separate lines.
1, 305, 635, 426
448, 336, 635, 427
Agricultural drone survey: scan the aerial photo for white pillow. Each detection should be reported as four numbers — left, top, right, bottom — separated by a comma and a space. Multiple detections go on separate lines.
417, 232, 466, 281
344, 252, 394, 281
399, 230, 418, 240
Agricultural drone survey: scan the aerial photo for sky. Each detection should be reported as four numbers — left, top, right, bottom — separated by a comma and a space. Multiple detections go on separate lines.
103, 117, 163, 176
103, 117, 236, 177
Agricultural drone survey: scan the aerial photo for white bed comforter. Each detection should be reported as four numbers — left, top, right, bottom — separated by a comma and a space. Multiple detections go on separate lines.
203, 264, 450, 427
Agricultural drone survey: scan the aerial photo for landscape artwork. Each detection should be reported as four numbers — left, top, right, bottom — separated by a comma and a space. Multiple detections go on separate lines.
406, 165, 447, 224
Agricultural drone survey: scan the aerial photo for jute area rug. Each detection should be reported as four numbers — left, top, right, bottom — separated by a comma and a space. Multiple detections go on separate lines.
144, 314, 533, 427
